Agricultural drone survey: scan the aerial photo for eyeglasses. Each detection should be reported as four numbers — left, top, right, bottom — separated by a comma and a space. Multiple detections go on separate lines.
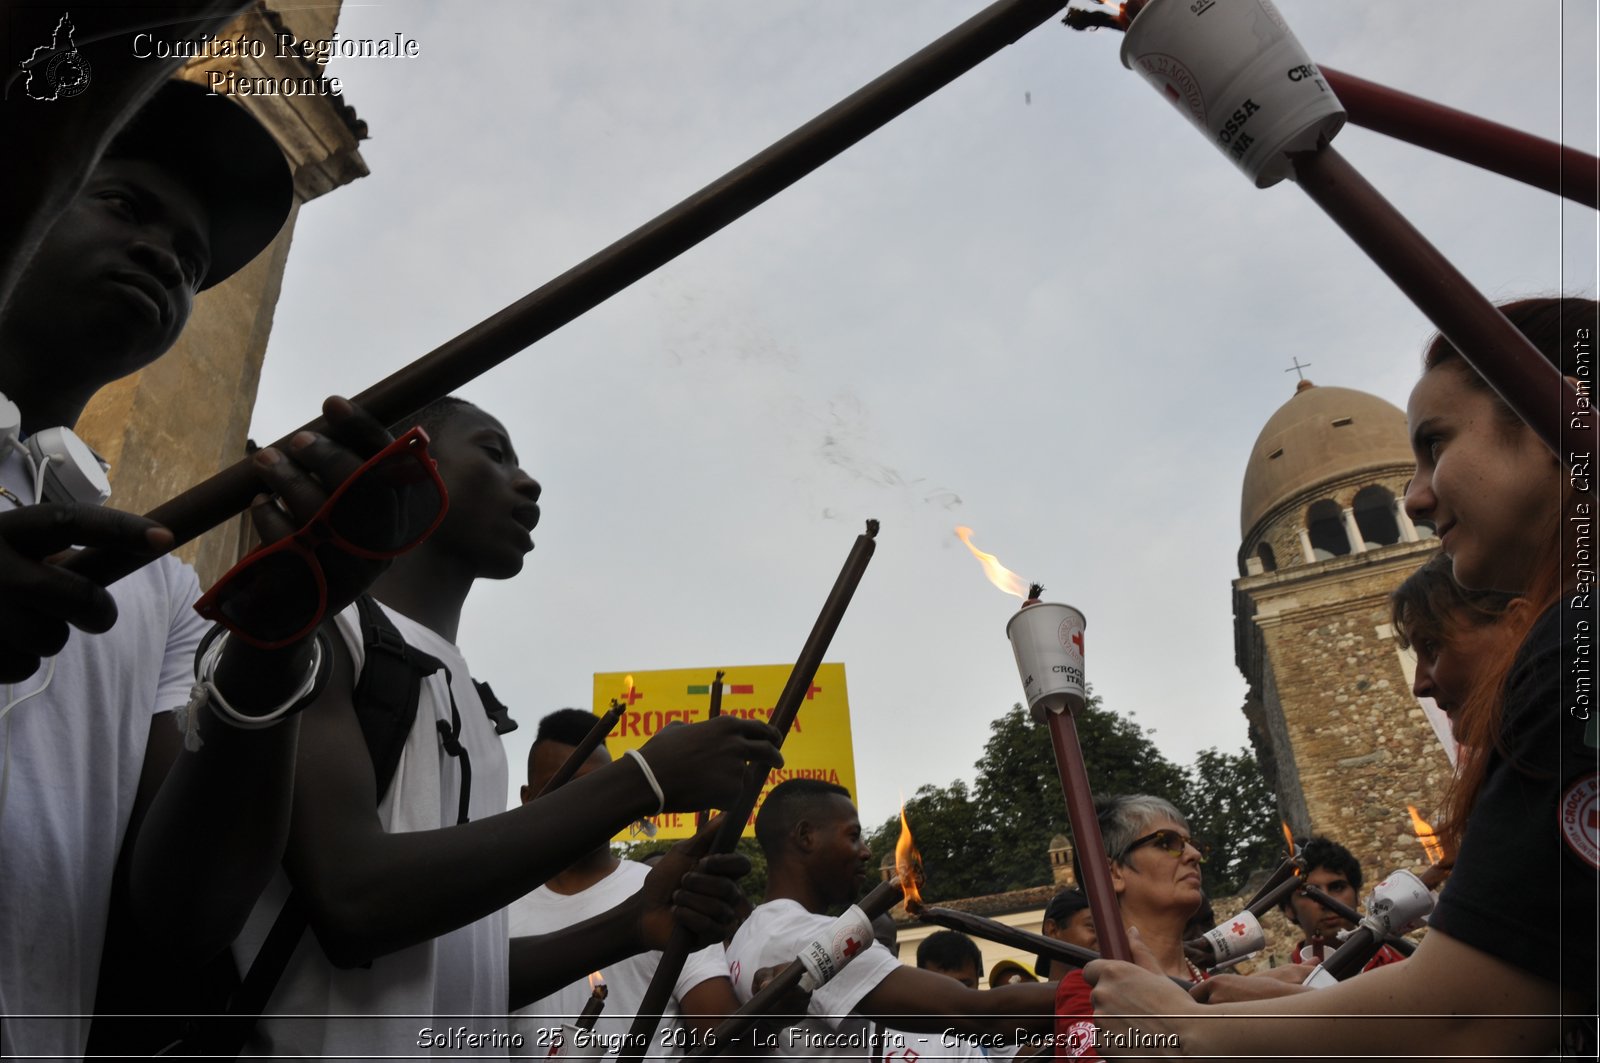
1120, 829, 1211, 864
195, 428, 448, 649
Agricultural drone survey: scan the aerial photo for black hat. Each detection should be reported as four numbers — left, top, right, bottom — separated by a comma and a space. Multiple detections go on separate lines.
1044, 888, 1090, 923
106, 80, 293, 290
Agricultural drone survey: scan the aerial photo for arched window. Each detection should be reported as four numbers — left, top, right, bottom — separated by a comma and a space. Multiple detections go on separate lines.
1306, 499, 1348, 560
1256, 542, 1277, 572
1353, 485, 1401, 547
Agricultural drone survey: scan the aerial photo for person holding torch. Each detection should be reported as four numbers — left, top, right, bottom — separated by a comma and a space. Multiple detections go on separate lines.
1085, 297, 1599, 1059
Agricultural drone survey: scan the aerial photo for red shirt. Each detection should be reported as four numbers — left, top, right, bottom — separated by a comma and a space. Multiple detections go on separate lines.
1054, 966, 1207, 1060
1054, 971, 1101, 1060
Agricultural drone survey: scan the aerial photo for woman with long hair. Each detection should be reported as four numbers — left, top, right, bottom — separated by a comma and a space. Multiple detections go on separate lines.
1083, 297, 1598, 1058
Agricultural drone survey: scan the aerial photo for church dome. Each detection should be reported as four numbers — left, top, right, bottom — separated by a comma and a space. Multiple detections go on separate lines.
1240, 381, 1413, 540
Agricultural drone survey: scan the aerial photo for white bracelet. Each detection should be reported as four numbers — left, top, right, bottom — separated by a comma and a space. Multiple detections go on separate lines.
192, 630, 326, 730
623, 748, 665, 815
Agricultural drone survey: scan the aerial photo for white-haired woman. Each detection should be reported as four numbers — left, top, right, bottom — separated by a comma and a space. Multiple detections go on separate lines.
1055, 794, 1208, 1059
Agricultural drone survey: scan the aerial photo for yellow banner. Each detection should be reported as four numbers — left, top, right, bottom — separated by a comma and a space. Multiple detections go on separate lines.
592, 663, 856, 840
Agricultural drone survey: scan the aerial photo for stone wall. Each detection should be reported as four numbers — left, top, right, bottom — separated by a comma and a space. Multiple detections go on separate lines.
1236, 538, 1451, 880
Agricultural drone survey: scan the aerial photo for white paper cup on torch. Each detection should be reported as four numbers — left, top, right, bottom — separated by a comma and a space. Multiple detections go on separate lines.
1120, 0, 1345, 187
1007, 602, 1087, 722
1200, 909, 1267, 963
1364, 868, 1434, 936
797, 904, 876, 991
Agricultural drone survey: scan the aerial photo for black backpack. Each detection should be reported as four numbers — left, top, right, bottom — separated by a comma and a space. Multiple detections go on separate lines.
87, 596, 517, 1058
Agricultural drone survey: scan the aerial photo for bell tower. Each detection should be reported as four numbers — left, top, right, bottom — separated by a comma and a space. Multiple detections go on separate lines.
1233, 379, 1450, 875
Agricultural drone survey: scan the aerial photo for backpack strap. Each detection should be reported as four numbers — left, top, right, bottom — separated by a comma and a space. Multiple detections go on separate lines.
353, 595, 445, 802
196, 598, 450, 1057
474, 678, 519, 735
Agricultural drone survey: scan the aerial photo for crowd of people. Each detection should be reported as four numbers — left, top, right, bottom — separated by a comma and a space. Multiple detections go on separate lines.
0, 10, 1593, 1061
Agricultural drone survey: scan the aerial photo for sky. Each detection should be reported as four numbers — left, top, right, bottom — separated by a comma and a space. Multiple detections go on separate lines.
251, 0, 1599, 831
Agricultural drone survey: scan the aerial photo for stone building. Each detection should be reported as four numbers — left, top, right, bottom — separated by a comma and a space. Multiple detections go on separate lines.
1233, 378, 1452, 878
76, 2, 369, 586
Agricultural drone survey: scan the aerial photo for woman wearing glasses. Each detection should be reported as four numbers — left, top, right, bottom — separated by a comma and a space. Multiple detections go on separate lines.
1054, 795, 1207, 1059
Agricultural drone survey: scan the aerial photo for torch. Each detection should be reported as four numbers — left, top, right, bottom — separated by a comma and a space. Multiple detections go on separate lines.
1298, 882, 1416, 959
1184, 826, 1305, 969
1301, 868, 1433, 985
617, 521, 879, 1062
697, 671, 725, 830
538, 684, 629, 796
576, 973, 608, 1031
1064, 1, 1599, 208
689, 807, 920, 1057
1183, 872, 1305, 970
1102, 0, 1582, 458
952, 527, 1131, 962
544, 974, 609, 1059
1235, 825, 1308, 915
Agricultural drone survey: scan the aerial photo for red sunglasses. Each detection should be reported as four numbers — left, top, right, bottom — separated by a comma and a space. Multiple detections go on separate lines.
195, 427, 449, 649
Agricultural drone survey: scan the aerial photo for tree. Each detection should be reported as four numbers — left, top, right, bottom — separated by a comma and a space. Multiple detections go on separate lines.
974, 698, 1189, 893
1180, 747, 1282, 897
866, 696, 1193, 898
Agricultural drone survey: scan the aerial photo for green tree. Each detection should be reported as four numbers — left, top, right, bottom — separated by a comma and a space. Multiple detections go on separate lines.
1180, 747, 1281, 897
974, 699, 1189, 892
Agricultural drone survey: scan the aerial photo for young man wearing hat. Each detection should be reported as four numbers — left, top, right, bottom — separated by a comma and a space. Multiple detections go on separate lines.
0, 80, 392, 1059
1037, 888, 1096, 980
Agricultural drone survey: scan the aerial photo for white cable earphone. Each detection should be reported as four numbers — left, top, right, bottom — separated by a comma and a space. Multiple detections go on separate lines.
0, 390, 111, 506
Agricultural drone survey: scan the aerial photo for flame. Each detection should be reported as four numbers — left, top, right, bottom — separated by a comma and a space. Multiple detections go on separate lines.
894, 802, 925, 909
954, 526, 1030, 599
587, 971, 607, 995
1282, 821, 1296, 858
624, 675, 634, 698
1407, 806, 1446, 864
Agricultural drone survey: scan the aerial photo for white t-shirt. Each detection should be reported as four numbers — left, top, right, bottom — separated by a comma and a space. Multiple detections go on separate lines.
234, 602, 511, 1061
726, 899, 905, 1063
507, 859, 731, 1061
0, 449, 208, 1060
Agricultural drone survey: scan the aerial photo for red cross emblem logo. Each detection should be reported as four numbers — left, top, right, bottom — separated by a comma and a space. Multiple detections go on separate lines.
622, 686, 643, 705
1071, 630, 1084, 654
1230, 921, 1246, 936
842, 936, 863, 958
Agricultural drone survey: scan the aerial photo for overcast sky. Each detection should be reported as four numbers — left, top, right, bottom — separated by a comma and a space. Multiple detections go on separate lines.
251, 0, 1598, 831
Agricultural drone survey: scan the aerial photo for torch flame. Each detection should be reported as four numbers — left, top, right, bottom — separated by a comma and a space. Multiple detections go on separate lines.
894, 802, 925, 909
1281, 821, 1295, 856
1407, 806, 1446, 864
954, 526, 1030, 599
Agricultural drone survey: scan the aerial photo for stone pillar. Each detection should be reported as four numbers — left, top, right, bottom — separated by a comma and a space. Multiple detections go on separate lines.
1394, 499, 1419, 542
1297, 527, 1316, 564
1341, 506, 1367, 554
76, 2, 368, 587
